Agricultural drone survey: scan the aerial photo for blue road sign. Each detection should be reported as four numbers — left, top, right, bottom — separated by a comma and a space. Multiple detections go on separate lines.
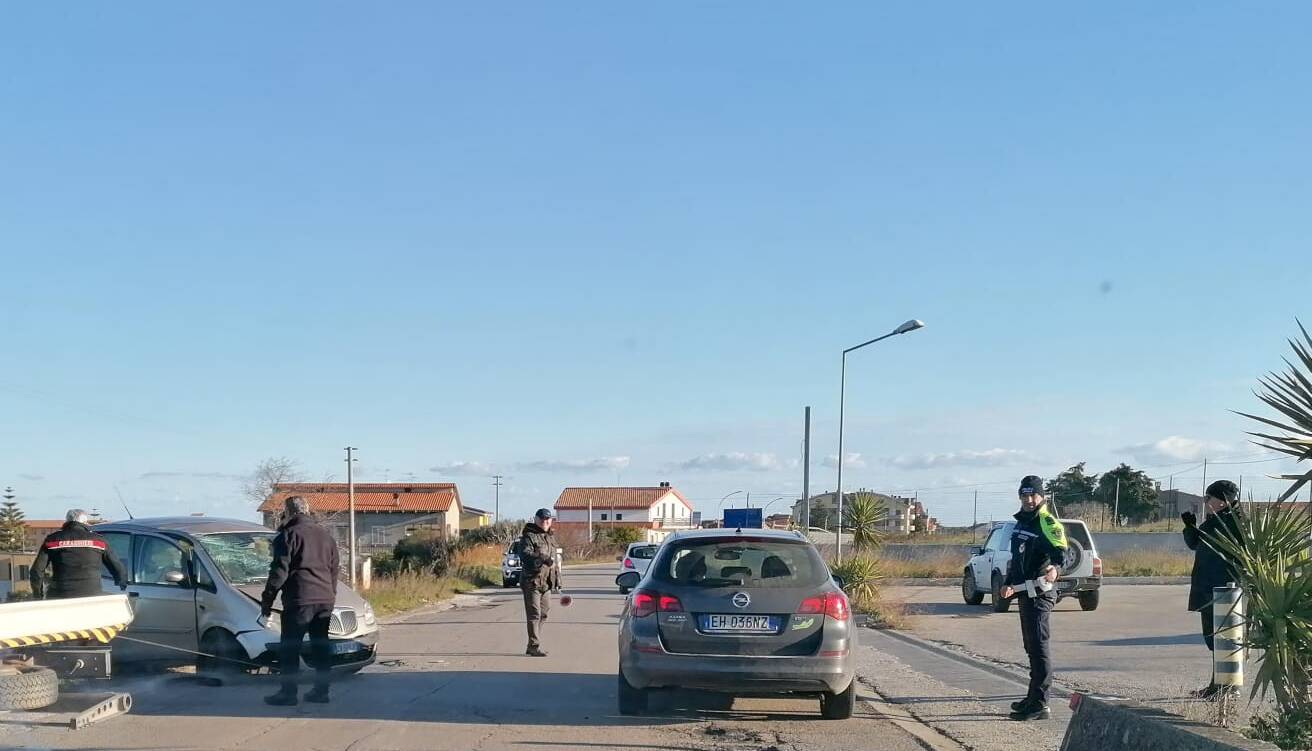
723, 508, 763, 529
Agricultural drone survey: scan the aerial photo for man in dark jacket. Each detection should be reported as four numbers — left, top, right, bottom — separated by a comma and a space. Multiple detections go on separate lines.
30, 509, 128, 599
518, 508, 559, 657
999, 476, 1067, 721
1182, 479, 1243, 699
260, 496, 340, 706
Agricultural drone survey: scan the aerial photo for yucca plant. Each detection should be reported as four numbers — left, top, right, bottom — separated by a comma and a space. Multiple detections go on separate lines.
845, 492, 888, 554
1236, 320, 1312, 501
830, 555, 882, 610
1203, 320, 1312, 746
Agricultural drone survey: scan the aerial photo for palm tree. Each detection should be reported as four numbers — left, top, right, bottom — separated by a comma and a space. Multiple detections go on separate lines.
845, 492, 887, 554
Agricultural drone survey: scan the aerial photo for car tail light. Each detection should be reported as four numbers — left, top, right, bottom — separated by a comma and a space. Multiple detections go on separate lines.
797, 593, 849, 621
624, 558, 635, 569
632, 591, 658, 618
1092, 557, 1102, 577
632, 591, 682, 617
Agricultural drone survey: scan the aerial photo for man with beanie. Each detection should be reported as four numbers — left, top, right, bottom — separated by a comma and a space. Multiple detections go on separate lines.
30, 509, 129, 599
518, 508, 559, 657
261, 495, 340, 706
998, 475, 1068, 720
1182, 479, 1243, 700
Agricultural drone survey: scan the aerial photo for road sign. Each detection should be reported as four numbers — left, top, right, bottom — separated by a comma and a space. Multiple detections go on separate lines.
723, 508, 763, 529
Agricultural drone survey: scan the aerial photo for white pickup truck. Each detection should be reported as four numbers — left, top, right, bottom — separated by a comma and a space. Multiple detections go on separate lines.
0, 593, 135, 725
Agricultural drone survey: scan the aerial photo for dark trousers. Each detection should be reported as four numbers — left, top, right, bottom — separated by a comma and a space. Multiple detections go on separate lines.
1019, 593, 1056, 704
1200, 604, 1215, 652
522, 586, 550, 650
279, 603, 334, 693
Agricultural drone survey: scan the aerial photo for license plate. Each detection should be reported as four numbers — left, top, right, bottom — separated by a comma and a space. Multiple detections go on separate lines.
331, 641, 364, 655
701, 614, 777, 633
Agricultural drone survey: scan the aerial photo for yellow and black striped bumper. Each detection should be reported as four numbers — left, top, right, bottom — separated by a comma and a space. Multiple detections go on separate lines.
1, 623, 128, 649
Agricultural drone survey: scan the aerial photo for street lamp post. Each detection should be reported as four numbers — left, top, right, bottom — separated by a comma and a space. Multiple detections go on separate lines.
835, 319, 925, 564
760, 496, 788, 525
717, 490, 745, 511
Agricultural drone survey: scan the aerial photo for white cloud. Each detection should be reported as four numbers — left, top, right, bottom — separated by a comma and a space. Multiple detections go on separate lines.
822, 453, 867, 469
887, 448, 1032, 470
430, 461, 496, 476
18, 474, 45, 482
677, 452, 781, 472
515, 457, 631, 473
1117, 436, 1231, 464
137, 471, 244, 481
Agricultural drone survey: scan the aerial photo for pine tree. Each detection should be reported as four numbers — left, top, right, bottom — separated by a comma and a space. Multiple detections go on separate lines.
0, 487, 26, 552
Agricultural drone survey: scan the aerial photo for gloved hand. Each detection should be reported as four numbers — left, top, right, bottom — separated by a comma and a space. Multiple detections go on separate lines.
119, 584, 128, 592
1182, 511, 1197, 527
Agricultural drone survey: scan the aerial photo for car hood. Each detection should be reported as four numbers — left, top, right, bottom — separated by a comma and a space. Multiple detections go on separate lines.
234, 582, 370, 611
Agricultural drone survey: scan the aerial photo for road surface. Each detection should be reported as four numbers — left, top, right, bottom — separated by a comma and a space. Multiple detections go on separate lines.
2, 566, 927, 751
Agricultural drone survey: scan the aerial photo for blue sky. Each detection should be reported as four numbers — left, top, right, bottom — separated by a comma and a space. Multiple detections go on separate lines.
2, 4, 1308, 525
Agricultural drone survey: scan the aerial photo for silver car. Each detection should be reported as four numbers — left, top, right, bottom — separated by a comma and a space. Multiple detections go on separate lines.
615, 528, 857, 719
94, 517, 379, 676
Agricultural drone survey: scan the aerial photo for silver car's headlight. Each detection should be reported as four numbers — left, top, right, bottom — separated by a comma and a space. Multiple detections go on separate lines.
362, 603, 377, 627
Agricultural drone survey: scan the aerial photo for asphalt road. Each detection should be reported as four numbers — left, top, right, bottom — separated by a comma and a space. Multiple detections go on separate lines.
2, 566, 927, 751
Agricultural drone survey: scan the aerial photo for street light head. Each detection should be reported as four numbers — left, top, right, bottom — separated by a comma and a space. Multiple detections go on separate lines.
894, 319, 926, 335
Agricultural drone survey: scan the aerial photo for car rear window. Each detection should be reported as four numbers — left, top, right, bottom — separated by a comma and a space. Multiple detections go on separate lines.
650, 538, 826, 589
1062, 521, 1092, 549
629, 545, 657, 559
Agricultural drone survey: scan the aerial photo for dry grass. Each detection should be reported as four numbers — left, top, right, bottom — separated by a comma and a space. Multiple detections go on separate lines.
855, 596, 910, 629
1101, 550, 1193, 577
452, 544, 503, 569
874, 553, 964, 579
364, 572, 476, 617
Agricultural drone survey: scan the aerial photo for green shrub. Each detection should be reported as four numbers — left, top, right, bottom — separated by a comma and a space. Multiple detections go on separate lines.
602, 526, 643, 546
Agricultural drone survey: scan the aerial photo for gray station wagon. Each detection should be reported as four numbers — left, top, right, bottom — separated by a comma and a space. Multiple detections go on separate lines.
615, 528, 857, 719
94, 517, 379, 677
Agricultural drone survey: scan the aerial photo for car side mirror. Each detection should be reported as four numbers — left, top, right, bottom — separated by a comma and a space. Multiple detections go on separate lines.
832, 574, 846, 590
163, 570, 187, 585
972, 547, 984, 556
616, 572, 641, 589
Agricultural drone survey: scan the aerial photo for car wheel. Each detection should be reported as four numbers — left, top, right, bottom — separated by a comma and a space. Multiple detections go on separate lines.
198, 629, 251, 683
1061, 539, 1086, 577
820, 680, 856, 720
961, 570, 985, 605
1078, 590, 1100, 611
0, 666, 59, 711
502, 577, 514, 588
617, 668, 648, 715
991, 573, 1012, 613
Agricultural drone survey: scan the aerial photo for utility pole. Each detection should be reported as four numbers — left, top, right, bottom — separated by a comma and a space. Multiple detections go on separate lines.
588, 497, 594, 543
344, 447, 358, 589
492, 475, 504, 523
1201, 458, 1208, 498
1113, 477, 1121, 528
972, 490, 979, 544
802, 406, 811, 532
746, 492, 751, 509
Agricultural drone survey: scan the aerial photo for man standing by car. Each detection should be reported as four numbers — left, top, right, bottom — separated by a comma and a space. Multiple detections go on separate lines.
998, 476, 1067, 721
30, 509, 129, 599
518, 508, 559, 657
1181, 479, 1243, 699
260, 496, 339, 706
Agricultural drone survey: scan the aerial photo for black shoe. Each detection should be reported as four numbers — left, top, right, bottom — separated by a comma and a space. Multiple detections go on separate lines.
1010, 698, 1034, 712
525, 647, 548, 657
264, 691, 298, 706
304, 687, 330, 704
1009, 702, 1050, 721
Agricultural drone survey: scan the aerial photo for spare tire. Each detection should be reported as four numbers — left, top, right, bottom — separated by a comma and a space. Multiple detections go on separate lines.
1061, 538, 1085, 576
0, 666, 59, 711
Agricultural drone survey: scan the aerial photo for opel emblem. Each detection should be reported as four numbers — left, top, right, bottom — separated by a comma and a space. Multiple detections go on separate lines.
732, 592, 751, 609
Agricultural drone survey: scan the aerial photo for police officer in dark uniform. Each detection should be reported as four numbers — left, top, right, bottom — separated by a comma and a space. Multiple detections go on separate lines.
998, 476, 1068, 721
29, 509, 128, 599
518, 508, 559, 657
1182, 479, 1243, 699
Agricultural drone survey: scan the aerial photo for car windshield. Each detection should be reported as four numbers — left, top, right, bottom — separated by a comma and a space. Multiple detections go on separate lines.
629, 545, 657, 560
651, 538, 826, 589
197, 532, 277, 584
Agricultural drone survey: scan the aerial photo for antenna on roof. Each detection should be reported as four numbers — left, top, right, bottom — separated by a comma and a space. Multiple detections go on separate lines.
114, 485, 135, 520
